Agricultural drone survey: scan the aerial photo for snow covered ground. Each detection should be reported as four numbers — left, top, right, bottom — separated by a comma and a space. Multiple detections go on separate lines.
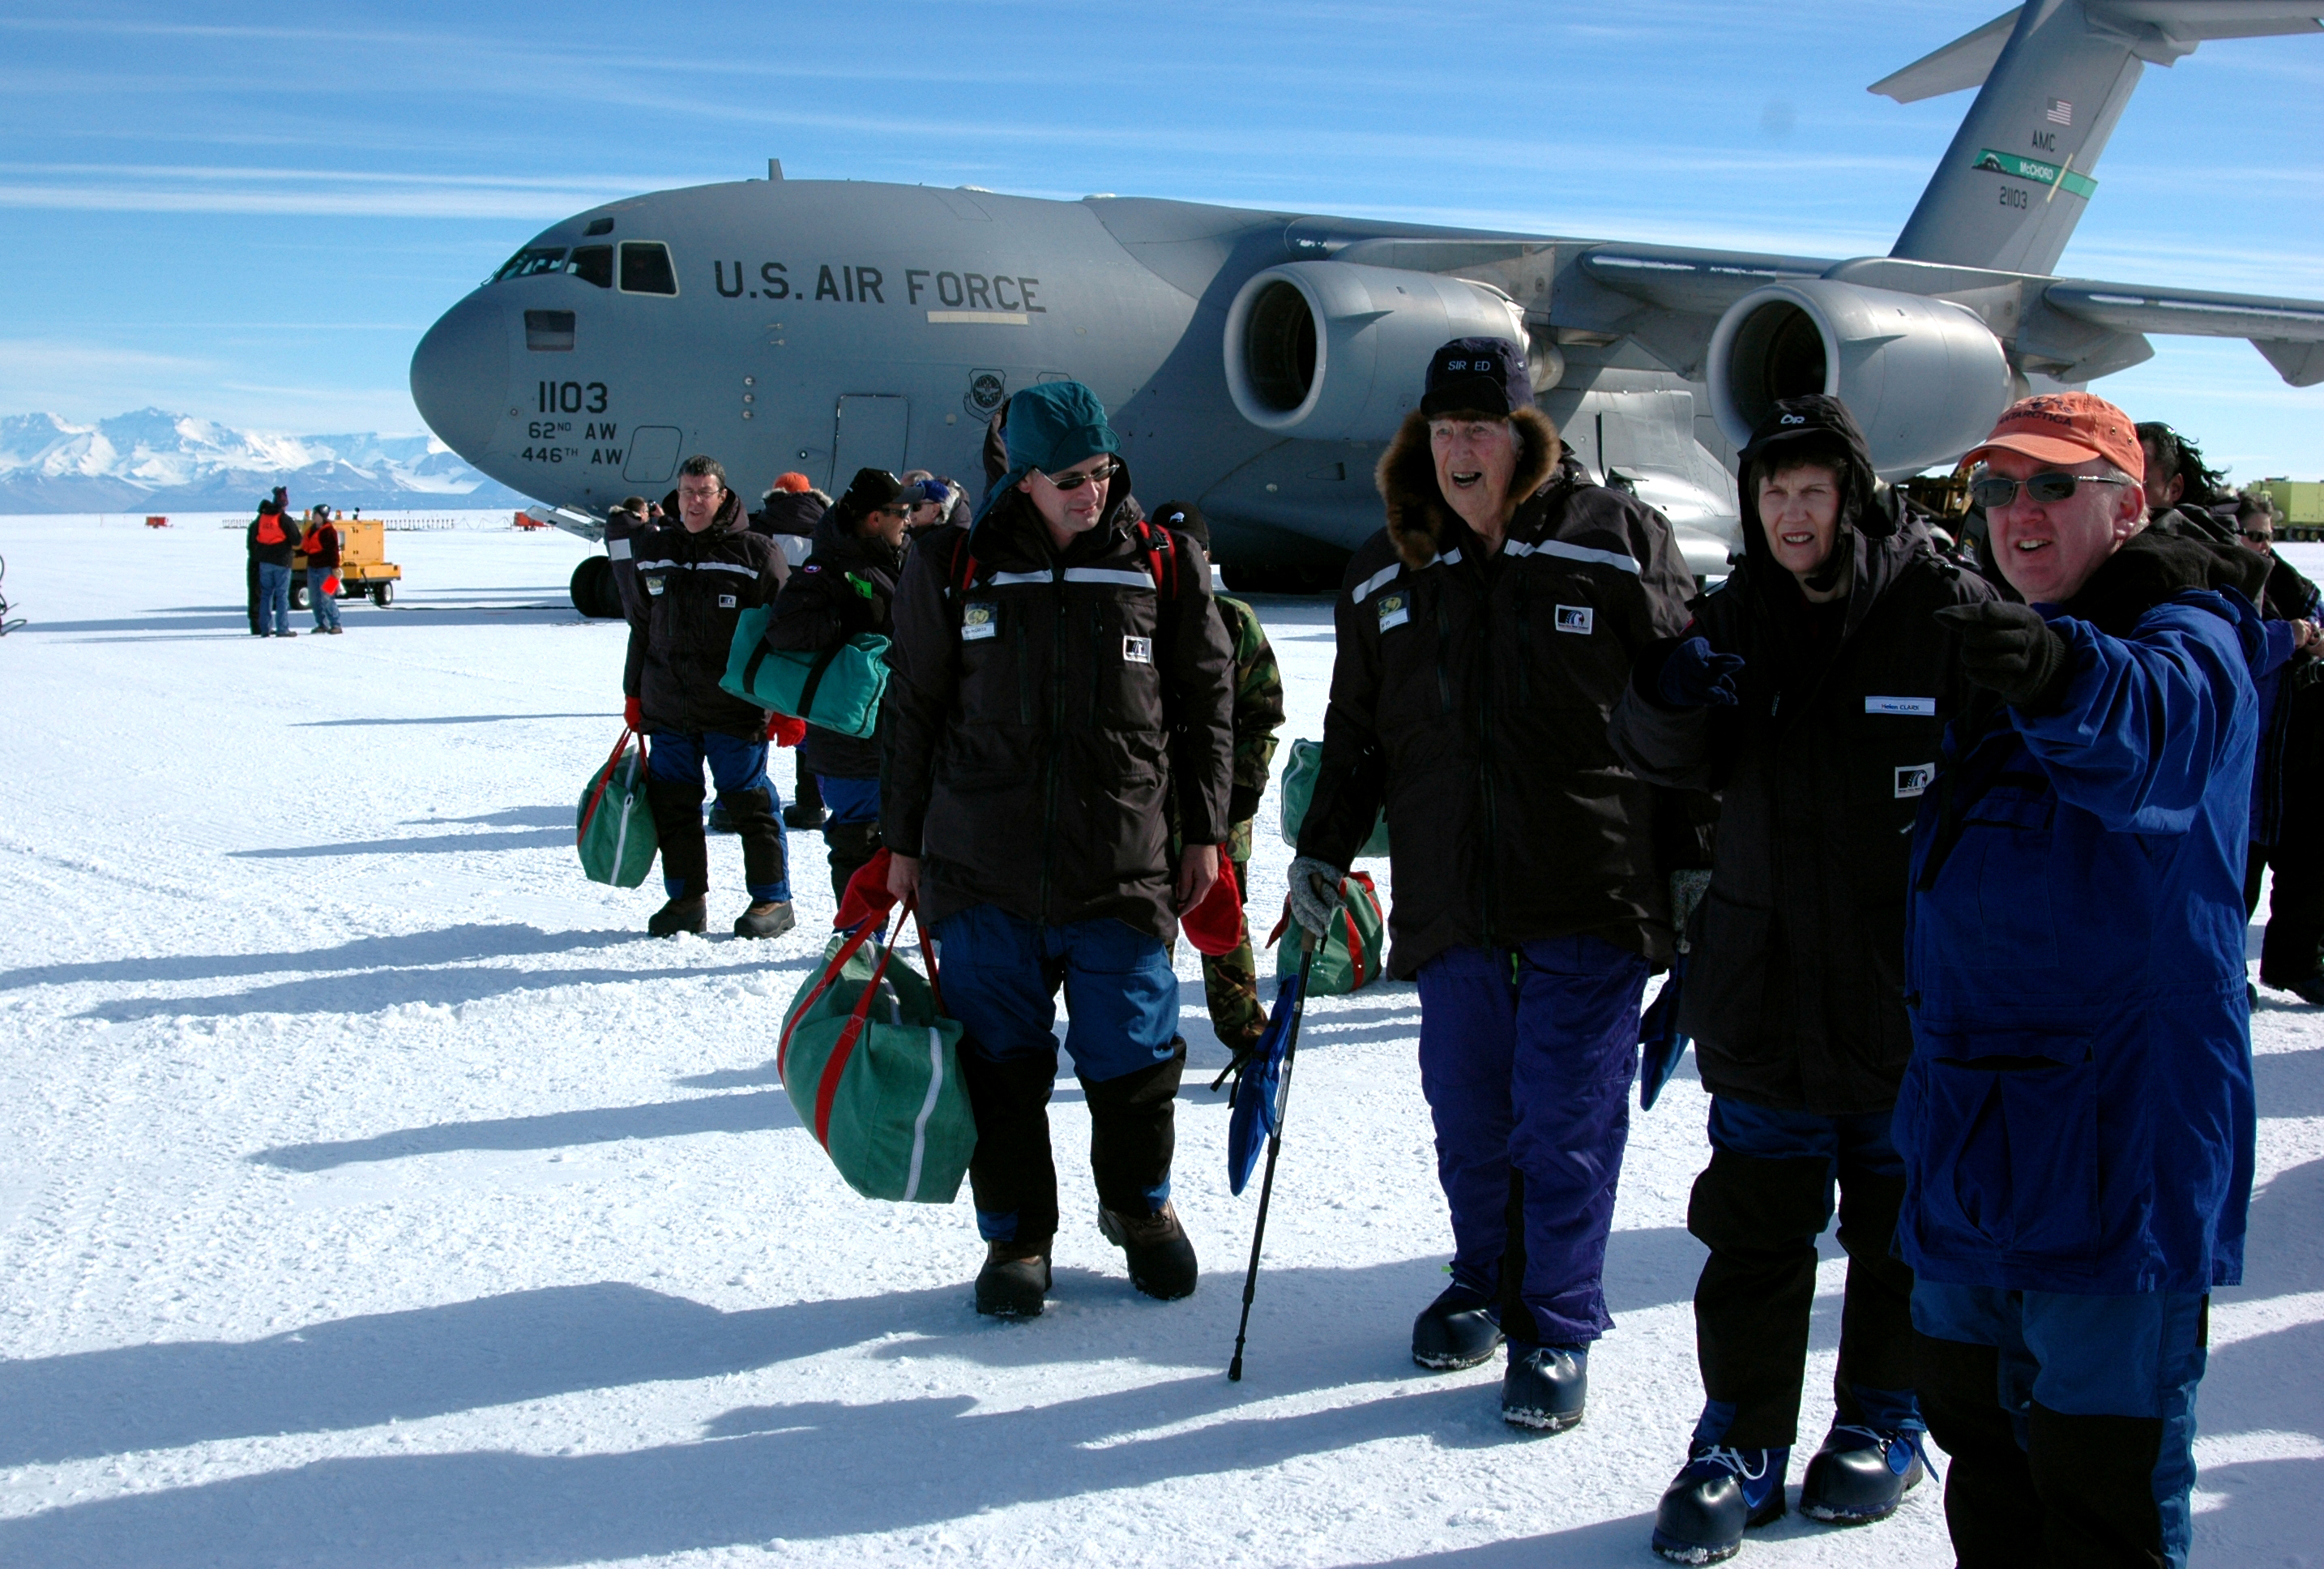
0, 515, 2316, 1568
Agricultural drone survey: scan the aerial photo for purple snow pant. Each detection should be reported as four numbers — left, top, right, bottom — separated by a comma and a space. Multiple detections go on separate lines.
1415, 934, 1648, 1347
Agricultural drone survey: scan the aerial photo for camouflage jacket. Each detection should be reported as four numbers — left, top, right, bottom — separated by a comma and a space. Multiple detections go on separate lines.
1218, 592, 1285, 862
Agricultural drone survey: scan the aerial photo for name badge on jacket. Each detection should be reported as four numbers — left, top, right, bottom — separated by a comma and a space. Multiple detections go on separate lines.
1867, 695, 1937, 716
962, 602, 997, 641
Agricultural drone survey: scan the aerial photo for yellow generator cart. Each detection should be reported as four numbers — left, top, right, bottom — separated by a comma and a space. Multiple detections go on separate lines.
293, 516, 404, 608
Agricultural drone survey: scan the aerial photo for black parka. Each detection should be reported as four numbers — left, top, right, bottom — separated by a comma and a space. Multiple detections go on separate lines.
764, 502, 905, 779
1608, 395, 1994, 1115
1298, 405, 1698, 978
622, 488, 788, 737
882, 468, 1236, 939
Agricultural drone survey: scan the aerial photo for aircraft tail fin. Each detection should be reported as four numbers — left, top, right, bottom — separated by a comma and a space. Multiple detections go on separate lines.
1884, 2, 2323, 276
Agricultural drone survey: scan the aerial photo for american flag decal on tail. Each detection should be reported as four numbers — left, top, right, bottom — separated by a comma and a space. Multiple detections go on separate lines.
2047, 99, 2073, 125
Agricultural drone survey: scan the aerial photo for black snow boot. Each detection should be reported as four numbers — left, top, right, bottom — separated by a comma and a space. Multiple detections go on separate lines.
1501, 1344, 1588, 1432
733, 900, 795, 939
975, 1239, 1053, 1318
648, 895, 707, 937
1097, 1202, 1198, 1300
1412, 1280, 1503, 1370
1797, 1419, 1927, 1524
1651, 1443, 1789, 1564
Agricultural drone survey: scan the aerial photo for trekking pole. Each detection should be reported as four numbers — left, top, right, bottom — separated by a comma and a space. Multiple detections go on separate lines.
1228, 925, 1317, 1383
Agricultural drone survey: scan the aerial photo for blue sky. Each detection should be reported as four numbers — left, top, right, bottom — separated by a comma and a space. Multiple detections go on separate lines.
4, 1, 2318, 479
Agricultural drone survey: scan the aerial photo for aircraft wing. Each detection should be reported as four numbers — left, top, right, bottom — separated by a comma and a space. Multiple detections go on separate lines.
2044, 280, 2324, 385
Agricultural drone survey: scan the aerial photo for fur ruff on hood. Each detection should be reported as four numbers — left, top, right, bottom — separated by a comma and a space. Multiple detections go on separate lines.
1375, 404, 1561, 570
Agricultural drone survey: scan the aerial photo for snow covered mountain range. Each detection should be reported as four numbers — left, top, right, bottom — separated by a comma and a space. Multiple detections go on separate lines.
0, 409, 530, 513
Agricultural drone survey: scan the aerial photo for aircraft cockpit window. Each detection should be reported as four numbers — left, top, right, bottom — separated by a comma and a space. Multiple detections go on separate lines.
568, 246, 613, 289
618, 242, 678, 296
493, 246, 570, 284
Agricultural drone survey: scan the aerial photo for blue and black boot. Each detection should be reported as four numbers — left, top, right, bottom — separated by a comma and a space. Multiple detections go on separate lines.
1798, 1419, 1929, 1524
1651, 1442, 1789, 1564
1412, 1281, 1502, 1370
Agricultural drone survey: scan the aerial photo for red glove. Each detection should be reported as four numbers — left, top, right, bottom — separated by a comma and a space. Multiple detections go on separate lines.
767, 712, 808, 747
623, 695, 643, 732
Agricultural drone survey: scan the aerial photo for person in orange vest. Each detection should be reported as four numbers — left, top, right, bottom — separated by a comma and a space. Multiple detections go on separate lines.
301, 506, 344, 634
248, 496, 301, 637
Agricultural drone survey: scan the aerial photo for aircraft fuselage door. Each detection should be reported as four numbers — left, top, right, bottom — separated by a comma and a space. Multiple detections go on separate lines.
623, 425, 683, 485
832, 395, 909, 489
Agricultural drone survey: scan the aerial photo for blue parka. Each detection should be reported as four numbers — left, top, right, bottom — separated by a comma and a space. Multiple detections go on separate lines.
1896, 546, 2264, 1296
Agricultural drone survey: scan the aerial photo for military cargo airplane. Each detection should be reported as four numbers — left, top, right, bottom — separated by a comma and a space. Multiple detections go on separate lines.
409, 1, 2324, 614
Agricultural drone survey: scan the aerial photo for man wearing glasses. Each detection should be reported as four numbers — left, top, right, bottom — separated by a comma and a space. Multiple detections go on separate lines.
883, 381, 1235, 1318
1898, 393, 2267, 1569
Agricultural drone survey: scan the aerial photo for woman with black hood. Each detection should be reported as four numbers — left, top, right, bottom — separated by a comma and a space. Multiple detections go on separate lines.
763, 466, 912, 900
1608, 395, 1993, 1564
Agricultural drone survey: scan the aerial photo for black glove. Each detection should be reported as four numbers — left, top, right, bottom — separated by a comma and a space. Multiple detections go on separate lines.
1934, 601, 2074, 714
1657, 636, 1745, 708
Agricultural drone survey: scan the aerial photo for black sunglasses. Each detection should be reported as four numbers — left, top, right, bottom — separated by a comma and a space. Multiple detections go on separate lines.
2243, 531, 2275, 543
1967, 471, 2136, 510
1036, 460, 1120, 492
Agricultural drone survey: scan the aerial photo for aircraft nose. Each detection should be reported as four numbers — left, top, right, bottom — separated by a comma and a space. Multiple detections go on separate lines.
408, 292, 510, 462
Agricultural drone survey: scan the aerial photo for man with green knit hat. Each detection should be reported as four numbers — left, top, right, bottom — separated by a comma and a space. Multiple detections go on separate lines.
884, 382, 1237, 1318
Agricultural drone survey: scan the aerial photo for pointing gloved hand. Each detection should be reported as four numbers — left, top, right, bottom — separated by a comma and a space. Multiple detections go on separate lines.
624, 694, 644, 732
1657, 636, 1746, 708
1934, 601, 2075, 715
1285, 855, 1344, 941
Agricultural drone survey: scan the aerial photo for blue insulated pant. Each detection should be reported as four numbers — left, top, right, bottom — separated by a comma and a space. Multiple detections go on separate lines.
645, 731, 788, 902
1912, 1281, 2207, 1569
1690, 1098, 1918, 1448
936, 904, 1184, 1244
1415, 934, 1648, 1346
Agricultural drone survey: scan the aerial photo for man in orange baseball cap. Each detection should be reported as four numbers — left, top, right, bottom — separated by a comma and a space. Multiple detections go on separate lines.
1958, 391, 2147, 606
1899, 387, 2269, 1567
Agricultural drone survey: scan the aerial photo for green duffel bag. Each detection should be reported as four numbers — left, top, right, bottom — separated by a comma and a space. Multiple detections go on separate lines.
1269, 870, 1386, 996
1277, 737, 1389, 858
720, 607, 890, 738
576, 728, 657, 888
776, 907, 975, 1203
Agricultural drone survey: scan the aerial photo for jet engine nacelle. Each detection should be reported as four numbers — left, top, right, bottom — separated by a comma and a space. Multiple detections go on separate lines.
1707, 280, 2013, 479
1224, 261, 1527, 440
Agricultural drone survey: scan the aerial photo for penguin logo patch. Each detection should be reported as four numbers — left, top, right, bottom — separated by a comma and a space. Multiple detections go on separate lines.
1376, 591, 1411, 632
1895, 763, 1936, 798
961, 601, 998, 641
1122, 635, 1153, 665
718, 593, 737, 609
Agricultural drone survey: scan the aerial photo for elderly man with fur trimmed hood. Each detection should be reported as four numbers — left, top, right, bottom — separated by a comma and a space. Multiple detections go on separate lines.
1290, 336, 1696, 1431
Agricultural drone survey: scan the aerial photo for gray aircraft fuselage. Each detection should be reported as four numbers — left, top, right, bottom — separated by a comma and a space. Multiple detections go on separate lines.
412, 181, 1742, 577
